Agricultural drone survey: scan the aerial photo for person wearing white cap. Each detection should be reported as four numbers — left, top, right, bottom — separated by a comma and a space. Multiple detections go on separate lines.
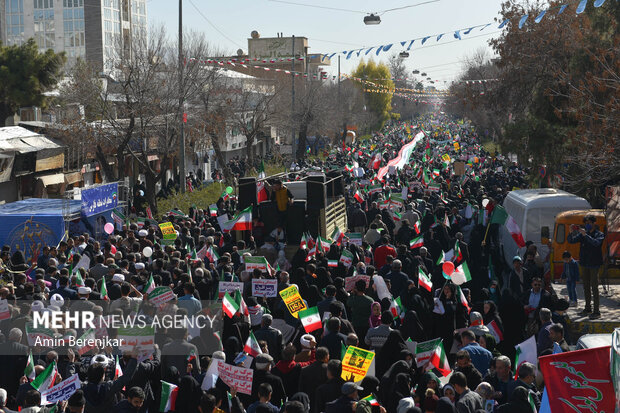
134, 262, 145, 271
71, 286, 96, 312
30, 300, 45, 313
49, 293, 65, 309
138, 229, 148, 237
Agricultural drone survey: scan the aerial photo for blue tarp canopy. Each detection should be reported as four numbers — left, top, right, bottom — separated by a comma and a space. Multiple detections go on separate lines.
0, 198, 80, 260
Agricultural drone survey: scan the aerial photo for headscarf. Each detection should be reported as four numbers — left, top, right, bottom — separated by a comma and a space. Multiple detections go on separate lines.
400, 310, 426, 342
436, 397, 457, 413
359, 376, 380, 399
369, 302, 382, 328
290, 392, 310, 413
175, 375, 202, 412
376, 331, 410, 379
482, 333, 501, 358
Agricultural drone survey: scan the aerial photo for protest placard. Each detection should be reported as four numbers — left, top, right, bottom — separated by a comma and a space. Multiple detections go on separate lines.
346, 233, 363, 246
218, 281, 244, 298
203, 359, 254, 395
147, 286, 175, 306
158, 222, 177, 244
341, 346, 375, 382
244, 256, 270, 272
117, 326, 155, 360
251, 279, 278, 297
279, 285, 306, 318
0, 299, 10, 320
25, 322, 55, 346
40, 374, 80, 405
344, 274, 370, 292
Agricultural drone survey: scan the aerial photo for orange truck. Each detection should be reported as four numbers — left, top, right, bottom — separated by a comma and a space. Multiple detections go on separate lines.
550, 186, 620, 279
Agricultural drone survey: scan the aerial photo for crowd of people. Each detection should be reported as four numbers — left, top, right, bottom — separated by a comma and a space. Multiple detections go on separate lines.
0, 115, 591, 413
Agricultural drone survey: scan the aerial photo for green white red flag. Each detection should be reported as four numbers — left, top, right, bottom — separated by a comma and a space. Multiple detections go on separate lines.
160, 381, 179, 412
221, 207, 252, 232
31, 361, 58, 392
222, 292, 239, 318
114, 355, 123, 380
299, 306, 323, 333
330, 226, 344, 245
362, 394, 380, 406
25, 351, 36, 381
410, 235, 424, 249
418, 268, 432, 292
490, 205, 526, 248
244, 331, 262, 357
145, 274, 156, 294
429, 340, 451, 376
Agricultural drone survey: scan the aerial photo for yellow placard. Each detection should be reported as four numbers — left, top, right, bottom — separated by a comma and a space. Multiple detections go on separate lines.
453, 142, 460, 151
279, 285, 306, 318
158, 222, 177, 241
341, 345, 375, 382
441, 154, 451, 163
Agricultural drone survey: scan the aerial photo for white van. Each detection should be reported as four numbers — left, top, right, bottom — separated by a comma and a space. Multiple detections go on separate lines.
500, 189, 591, 268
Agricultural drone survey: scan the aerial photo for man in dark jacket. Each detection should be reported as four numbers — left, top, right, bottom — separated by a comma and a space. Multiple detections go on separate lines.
298, 347, 329, 410
449, 371, 484, 413
250, 354, 286, 408
320, 318, 347, 362
84, 355, 137, 413
383, 259, 409, 298
0, 327, 29, 407
325, 382, 362, 413
315, 360, 345, 413
506, 362, 541, 411
454, 351, 483, 391
112, 387, 145, 413
567, 214, 605, 319
254, 314, 283, 361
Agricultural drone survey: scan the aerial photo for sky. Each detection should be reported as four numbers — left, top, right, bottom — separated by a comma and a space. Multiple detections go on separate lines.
147, 0, 507, 88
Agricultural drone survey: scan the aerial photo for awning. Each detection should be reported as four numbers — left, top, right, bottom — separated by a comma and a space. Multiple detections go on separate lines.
38, 173, 65, 186
64, 171, 82, 185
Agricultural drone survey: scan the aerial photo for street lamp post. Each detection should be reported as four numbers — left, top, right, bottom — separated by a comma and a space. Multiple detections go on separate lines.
179, 0, 186, 193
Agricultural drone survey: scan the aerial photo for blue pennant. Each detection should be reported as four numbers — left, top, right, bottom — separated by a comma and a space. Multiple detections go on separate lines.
535, 10, 547, 23
382, 44, 393, 52
421, 36, 430, 44
365, 47, 374, 55
454, 30, 461, 40
375, 46, 384, 56
400, 41, 406, 47
407, 40, 415, 50
558, 4, 568, 14
518, 14, 528, 29
356, 50, 361, 57
328, 53, 337, 59
480, 23, 492, 31
594, 0, 606, 6
436, 33, 444, 41
498, 19, 509, 29
464, 27, 473, 35
346, 51, 354, 59
576, 0, 588, 14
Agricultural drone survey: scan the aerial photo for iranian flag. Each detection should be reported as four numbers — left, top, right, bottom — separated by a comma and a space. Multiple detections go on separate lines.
258, 160, 266, 179
256, 183, 268, 203
77, 329, 96, 355
392, 211, 402, 222
487, 320, 504, 343
330, 226, 344, 246
299, 307, 322, 333
300, 233, 308, 249
413, 219, 421, 234
361, 394, 380, 406
452, 261, 472, 285
234, 290, 250, 323
25, 351, 36, 381
114, 355, 123, 380
145, 274, 156, 294
244, 331, 262, 357
209, 204, 218, 217
368, 184, 382, 195
168, 209, 186, 218
418, 268, 433, 292
490, 205, 526, 248
328, 260, 338, 268
100, 279, 109, 300
222, 207, 252, 232
456, 285, 470, 314
31, 361, 58, 392
435, 250, 445, 265
75, 273, 85, 287
514, 335, 538, 379
429, 340, 451, 376
377, 131, 424, 180
354, 190, 365, 203
390, 296, 405, 320
196, 244, 208, 260
222, 292, 240, 318
205, 246, 220, 263
415, 338, 442, 367
410, 235, 424, 249
160, 381, 179, 412
339, 249, 354, 267
453, 240, 463, 263
317, 236, 331, 253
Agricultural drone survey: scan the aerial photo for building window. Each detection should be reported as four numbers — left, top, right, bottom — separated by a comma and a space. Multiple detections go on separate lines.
33, 0, 55, 51
5, 0, 25, 45
63, 0, 85, 58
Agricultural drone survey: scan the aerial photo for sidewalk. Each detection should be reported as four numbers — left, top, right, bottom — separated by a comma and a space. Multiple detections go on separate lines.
551, 281, 620, 341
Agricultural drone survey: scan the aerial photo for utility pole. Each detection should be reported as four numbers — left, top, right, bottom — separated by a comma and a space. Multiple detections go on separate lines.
291, 35, 296, 161
178, 0, 186, 193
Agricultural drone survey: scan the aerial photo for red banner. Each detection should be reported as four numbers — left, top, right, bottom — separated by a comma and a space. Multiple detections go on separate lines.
539, 346, 617, 413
